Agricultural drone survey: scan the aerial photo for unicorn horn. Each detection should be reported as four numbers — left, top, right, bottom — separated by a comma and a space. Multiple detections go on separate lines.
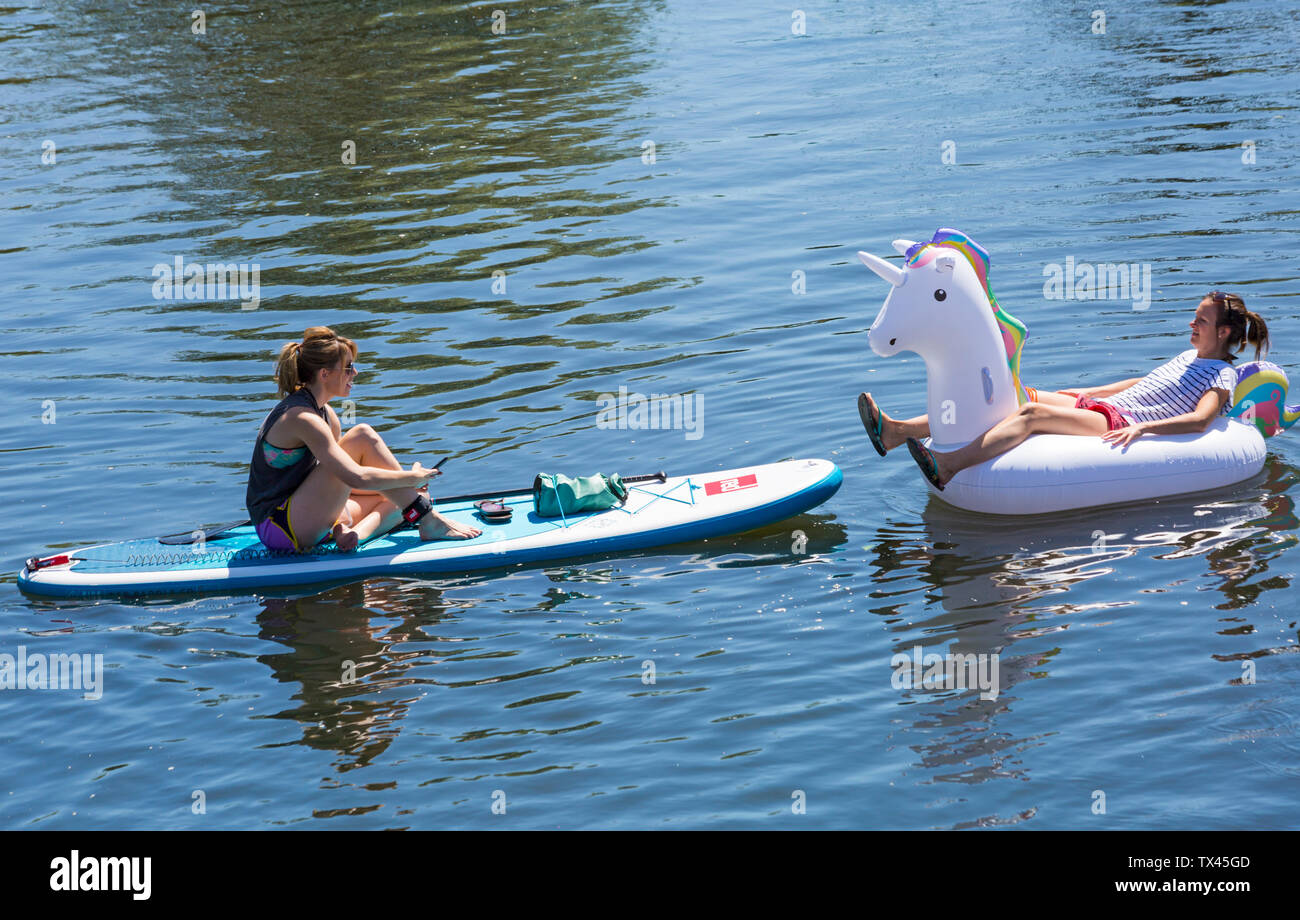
857, 251, 906, 287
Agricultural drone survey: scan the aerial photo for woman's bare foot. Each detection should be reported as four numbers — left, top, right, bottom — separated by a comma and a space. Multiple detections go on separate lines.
905, 437, 954, 491
331, 522, 361, 552
418, 510, 482, 541
931, 451, 956, 487
861, 392, 907, 452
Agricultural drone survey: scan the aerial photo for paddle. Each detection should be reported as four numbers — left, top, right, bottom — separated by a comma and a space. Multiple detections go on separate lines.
158, 520, 254, 545
433, 471, 667, 505
389, 471, 669, 532
156, 471, 670, 544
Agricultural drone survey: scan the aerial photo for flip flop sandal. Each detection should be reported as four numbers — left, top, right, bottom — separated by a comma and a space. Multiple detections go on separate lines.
858, 392, 888, 457
905, 437, 945, 492
475, 499, 513, 523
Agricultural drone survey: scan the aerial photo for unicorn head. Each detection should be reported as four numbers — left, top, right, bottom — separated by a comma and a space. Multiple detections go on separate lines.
859, 229, 1028, 450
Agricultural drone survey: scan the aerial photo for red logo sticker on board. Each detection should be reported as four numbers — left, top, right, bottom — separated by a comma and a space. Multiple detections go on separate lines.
704, 473, 758, 496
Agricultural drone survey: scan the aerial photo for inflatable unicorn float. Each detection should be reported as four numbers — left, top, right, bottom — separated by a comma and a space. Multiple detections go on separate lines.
856, 228, 1298, 514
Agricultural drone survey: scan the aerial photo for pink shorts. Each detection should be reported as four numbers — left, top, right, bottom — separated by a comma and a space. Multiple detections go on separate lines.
1075, 395, 1129, 431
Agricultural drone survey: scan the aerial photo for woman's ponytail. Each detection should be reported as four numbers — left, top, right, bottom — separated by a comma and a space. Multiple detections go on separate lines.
1243, 309, 1270, 361
1213, 293, 1271, 363
274, 341, 304, 399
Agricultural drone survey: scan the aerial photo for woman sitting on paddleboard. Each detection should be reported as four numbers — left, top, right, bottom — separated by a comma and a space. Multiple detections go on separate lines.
859, 292, 1270, 490
247, 326, 481, 552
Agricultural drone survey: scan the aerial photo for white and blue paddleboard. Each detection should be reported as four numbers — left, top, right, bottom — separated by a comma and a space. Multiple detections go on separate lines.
17, 459, 842, 598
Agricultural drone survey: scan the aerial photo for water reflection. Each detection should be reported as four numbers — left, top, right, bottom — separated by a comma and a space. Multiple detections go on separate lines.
247, 512, 848, 778
869, 456, 1298, 805
876, 456, 1296, 622
255, 579, 450, 772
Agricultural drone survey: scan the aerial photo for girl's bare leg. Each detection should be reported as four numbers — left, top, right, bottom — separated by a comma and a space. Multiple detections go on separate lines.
339, 426, 480, 543
930, 403, 1108, 485
880, 412, 930, 451
1034, 390, 1079, 408
862, 392, 929, 451
870, 389, 1082, 451
293, 424, 480, 548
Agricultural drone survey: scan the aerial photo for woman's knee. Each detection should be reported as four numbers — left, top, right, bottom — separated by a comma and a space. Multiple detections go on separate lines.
342, 423, 378, 443
339, 424, 383, 461
1013, 402, 1050, 430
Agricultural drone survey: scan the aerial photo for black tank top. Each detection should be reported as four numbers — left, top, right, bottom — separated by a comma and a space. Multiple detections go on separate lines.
246, 388, 329, 525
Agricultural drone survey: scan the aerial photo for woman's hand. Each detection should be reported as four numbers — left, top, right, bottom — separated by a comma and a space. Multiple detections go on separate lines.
410, 461, 442, 484
1102, 423, 1146, 447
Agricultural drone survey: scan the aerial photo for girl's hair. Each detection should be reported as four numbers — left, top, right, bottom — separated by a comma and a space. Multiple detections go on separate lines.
273, 326, 358, 398
1210, 292, 1270, 363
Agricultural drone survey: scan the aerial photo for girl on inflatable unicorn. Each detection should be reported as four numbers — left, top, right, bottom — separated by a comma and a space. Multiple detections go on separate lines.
856, 230, 1275, 493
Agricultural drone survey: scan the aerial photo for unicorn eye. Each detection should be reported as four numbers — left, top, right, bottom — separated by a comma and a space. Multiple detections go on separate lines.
934, 289, 947, 302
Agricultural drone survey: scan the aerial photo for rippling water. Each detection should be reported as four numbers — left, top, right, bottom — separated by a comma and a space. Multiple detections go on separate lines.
2, 0, 1298, 829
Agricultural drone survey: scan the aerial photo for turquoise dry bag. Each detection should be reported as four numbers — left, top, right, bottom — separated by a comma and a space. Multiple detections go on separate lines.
533, 472, 628, 518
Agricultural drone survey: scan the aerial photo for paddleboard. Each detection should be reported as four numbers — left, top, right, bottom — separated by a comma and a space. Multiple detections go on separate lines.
17, 458, 842, 598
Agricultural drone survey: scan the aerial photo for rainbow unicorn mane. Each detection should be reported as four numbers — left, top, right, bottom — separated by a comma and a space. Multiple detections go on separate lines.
905, 229, 1029, 404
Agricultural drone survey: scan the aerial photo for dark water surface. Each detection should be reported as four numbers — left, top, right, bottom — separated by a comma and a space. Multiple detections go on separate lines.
2, 0, 1298, 828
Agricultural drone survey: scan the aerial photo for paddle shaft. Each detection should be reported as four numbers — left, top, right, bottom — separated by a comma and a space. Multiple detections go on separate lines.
434, 471, 667, 504
161, 471, 669, 542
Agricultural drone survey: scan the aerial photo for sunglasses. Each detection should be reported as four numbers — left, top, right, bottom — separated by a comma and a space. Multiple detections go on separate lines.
1207, 290, 1244, 323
